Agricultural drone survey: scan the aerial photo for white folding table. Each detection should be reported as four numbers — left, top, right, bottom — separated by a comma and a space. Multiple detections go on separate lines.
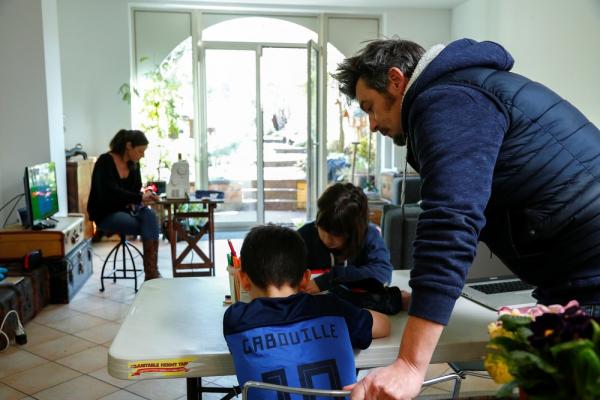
108, 271, 497, 399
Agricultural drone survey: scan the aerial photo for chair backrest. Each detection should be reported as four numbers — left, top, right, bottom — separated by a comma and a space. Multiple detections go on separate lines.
225, 316, 357, 400
242, 381, 351, 399
390, 175, 422, 205
381, 204, 423, 270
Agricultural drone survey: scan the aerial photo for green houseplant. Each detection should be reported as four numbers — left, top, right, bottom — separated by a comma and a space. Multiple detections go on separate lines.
484, 300, 600, 399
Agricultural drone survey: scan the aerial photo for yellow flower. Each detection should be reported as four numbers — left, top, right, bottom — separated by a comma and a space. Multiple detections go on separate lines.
487, 322, 514, 339
484, 353, 514, 384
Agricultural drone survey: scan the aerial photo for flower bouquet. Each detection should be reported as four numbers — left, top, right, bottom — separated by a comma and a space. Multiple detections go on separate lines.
484, 300, 600, 399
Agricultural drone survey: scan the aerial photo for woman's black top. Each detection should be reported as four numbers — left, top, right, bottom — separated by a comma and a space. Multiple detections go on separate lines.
87, 153, 143, 223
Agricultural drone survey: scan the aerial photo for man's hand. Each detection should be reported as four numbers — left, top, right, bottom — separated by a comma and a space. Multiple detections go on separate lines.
346, 315, 444, 399
303, 279, 321, 294
346, 357, 424, 400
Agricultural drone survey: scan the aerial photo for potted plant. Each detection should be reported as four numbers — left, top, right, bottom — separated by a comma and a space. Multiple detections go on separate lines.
484, 300, 600, 399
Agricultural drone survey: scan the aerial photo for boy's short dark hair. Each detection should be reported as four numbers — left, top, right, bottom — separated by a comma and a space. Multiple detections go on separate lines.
240, 224, 307, 289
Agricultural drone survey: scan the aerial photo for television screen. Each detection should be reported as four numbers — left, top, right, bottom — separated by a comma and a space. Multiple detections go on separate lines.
24, 161, 59, 224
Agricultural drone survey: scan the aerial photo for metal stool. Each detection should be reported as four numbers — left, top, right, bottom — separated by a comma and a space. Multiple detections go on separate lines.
99, 234, 144, 292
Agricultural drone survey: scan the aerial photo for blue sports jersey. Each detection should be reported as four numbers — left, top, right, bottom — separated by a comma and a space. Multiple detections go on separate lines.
223, 293, 373, 400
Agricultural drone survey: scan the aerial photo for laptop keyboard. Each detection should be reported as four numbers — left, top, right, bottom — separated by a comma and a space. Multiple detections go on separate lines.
471, 280, 534, 294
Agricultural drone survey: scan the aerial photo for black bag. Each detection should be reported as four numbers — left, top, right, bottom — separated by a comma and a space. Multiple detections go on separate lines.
328, 278, 404, 315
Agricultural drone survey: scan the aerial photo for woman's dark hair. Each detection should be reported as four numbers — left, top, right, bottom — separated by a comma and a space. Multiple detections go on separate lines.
240, 224, 307, 289
332, 38, 425, 99
109, 129, 149, 156
315, 182, 368, 259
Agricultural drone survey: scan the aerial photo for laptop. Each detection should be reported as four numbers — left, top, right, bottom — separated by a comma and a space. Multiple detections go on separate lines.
460, 243, 536, 311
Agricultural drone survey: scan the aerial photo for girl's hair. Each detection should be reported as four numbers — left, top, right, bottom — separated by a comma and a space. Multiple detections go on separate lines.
315, 182, 369, 259
109, 129, 148, 156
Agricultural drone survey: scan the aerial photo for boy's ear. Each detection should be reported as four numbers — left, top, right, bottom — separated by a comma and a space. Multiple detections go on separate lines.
299, 269, 312, 290
238, 270, 252, 291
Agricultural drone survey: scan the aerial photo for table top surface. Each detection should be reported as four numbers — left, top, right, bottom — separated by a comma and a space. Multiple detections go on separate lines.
156, 195, 224, 205
108, 271, 497, 380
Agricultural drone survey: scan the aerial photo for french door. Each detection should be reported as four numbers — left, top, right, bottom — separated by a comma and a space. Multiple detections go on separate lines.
199, 41, 320, 229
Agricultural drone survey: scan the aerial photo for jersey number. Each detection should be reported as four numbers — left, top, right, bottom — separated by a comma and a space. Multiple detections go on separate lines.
261, 359, 342, 400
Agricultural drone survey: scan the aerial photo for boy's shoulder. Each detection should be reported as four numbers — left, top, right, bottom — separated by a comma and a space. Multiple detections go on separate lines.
223, 292, 365, 335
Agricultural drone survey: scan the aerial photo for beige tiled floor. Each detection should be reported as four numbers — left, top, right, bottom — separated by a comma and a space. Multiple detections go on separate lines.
0, 239, 501, 399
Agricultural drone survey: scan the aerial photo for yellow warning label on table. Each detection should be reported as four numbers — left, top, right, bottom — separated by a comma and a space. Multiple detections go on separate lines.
128, 357, 197, 378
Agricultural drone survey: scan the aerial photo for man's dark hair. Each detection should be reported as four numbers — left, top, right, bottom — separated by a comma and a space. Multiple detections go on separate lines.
109, 129, 149, 155
333, 38, 425, 99
240, 224, 307, 289
316, 182, 368, 259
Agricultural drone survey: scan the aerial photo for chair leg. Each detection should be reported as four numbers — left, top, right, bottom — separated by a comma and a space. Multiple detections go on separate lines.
422, 373, 463, 400
123, 242, 139, 292
99, 241, 121, 292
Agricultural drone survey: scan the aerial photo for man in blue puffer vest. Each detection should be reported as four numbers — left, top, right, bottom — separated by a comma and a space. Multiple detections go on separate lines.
333, 38, 600, 399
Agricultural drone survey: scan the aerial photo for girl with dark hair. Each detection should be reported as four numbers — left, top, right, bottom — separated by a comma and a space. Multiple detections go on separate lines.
298, 182, 393, 293
87, 129, 161, 280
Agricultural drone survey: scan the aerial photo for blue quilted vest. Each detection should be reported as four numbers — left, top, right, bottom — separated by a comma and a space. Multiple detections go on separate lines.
405, 66, 600, 305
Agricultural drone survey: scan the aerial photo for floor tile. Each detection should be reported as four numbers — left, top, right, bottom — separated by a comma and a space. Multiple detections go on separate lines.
99, 390, 148, 400
19, 322, 66, 350
89, 366, 136, 389
25, 334, 96, 360
210, 375, 239, 387
67, 293, 109, 313
0, 349, 47, 379
32, 305, 81, 325
44, 312, 107, 334
177, 393, 224, 400
73, 320, 121, 344
33, 374, 118, 400
0, 362, 80, 395
126, 378, 187, 400
83, 302, 132, 322
0, 382, 28, 400
56, 345, 108, 373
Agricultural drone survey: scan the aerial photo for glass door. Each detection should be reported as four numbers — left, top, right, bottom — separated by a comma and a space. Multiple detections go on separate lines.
204, 48, 259, 226
201, 42, 320, 228
307, 40, 320, 219
260, 46, 309, 225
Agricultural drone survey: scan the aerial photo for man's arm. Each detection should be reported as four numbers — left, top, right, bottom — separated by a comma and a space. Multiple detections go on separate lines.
348, 315, 443, 399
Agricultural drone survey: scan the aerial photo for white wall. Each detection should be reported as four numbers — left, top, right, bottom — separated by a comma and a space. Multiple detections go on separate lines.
57, 0, 131, 156
452, 0, 600, 126
383, 8, 452, 172
56, 1, 454, 159
0, 0, 66, 226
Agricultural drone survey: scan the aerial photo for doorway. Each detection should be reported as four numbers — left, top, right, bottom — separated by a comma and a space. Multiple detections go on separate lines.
201, 42, 319, 228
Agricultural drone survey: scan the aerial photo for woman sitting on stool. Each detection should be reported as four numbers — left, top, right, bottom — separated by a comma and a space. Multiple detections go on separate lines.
87, 129, 161, 280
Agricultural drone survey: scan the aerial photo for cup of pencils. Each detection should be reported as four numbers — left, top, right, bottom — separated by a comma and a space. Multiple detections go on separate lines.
226, 240, 242, 303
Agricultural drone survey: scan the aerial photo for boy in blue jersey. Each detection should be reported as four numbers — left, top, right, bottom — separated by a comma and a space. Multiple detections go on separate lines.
223, 225, 390, 399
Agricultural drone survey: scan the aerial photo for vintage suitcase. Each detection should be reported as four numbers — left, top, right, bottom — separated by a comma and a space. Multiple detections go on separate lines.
5, 264, 51, 314
0, 276, 35, 340
46, 239, 93, 303
0, 215, 85, 261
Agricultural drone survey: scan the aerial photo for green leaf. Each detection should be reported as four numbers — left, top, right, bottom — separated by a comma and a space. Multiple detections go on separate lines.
496, 381, 518, 398
550, 339, 594, 357
592, 320, 600, 350
499, 314, 533, 331
572, 347, 600, 398
490, 336, 529, 352
510, 350, 558, 374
